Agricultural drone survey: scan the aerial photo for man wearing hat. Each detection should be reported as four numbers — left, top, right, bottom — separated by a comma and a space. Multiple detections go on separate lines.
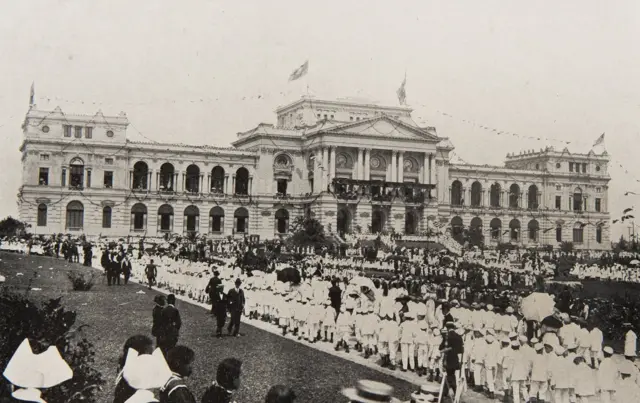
598, 346, 618, 403
399, 311, 418, 372
505, 340, 530, 403
624, 323, 637, 358
483, 334, 500, 398
226, 278, 245, 337
530, 343, 549, 403
440, 321, 464, 399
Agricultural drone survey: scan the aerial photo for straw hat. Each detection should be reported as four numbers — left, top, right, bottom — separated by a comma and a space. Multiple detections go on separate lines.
341, 380, 400, 403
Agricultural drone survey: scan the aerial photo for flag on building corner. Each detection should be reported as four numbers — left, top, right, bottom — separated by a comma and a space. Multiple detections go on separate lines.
29, 82, 35, 106
593, 133, 605, 147
397, 74, 407, 105
289, 61, 309, 82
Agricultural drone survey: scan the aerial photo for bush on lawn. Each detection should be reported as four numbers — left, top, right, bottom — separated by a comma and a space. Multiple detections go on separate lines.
67, 271, 97, 291
0, 291, 105, 402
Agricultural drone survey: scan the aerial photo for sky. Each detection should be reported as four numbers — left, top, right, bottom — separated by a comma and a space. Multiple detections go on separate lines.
0, 0, 638, 240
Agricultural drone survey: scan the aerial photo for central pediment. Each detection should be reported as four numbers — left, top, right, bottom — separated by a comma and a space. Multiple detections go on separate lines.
306, 116, 439, 142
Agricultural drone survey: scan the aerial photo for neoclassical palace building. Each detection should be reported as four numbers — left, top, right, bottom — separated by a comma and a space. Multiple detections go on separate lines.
18, 97, 611, 249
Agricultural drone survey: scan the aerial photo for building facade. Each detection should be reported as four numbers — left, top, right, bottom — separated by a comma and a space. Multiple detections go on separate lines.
17, 97, 611, 249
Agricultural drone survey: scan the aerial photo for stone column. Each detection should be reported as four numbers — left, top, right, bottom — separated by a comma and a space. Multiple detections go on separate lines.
148, 171, 153, 190
397, 152, 404, 183
391, 152, 397, 183
199, 174, 204, 193
156, 172, 159, 190
207, 174, 211, 193
224, 174, 229, 194
329, 147, 336, 185
173, 173, 178, 191
129, 170, 133, 189
314, 148, 322, 193
249, 176, 253, 195
428, 154, 434, 184
232, 175, 236, 195
322, 147, 329, 191
364, 149, 371, 180
357, 149, 364, 180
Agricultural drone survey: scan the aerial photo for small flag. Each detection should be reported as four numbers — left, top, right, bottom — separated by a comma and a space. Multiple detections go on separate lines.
397, 74, 407, 105
29, 82, 35, 105
593, 133, 605, 147
288, 61, 309, 82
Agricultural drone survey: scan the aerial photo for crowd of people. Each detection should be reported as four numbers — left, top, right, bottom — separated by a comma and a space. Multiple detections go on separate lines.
2, 234, 640, 402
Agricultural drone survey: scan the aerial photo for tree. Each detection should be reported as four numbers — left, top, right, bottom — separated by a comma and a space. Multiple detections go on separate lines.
463, 227, 484, 248
0, 216, 30, 238
560, 241, 574, 253
286, 217, 327, 248
0, 291, 104, 402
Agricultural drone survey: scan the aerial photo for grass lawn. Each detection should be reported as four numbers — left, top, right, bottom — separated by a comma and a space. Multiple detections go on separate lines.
0, 252, 421, 403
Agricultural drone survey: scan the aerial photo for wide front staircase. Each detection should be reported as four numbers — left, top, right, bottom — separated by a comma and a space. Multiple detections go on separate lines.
347, 232, 463, 256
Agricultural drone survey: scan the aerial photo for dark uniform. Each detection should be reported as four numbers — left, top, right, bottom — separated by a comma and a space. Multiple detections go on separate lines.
145, 262, 157, 289
158, 304, 181, 356
440, 327, 464, 400
159, 373, 196, 403
205, 275, 226, 337
226, 284, 245, 336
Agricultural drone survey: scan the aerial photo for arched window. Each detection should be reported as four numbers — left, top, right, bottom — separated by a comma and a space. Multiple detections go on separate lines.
490, 183, 501, 207
556, 225, 563, 242
275, 208, 290, 234
509, 219, 521, 241
132, 161, 149, 190
37, 204, 47, 227
186, 164, 200, 194
69, 158, 84, 189
211, 166, 225, 193
131, 203, 148, 231
527, 185, 539, 210
509, 184, 520, 209
450, 216, 463, 237
235, 168, 249, 195
66, 201, 84, 230
470, 182, 482, 207
158, 204, 174, 232
470, 217, 482, 231
159, 163, 175, 192
184, 205, 200, 233
102, 206, 112, 228
528, 219, 539, 242
210, 206, 225, 233
490, 218, 502, 240
573, 222, 584, 243
573, 187, 583, 212
234, 207, 249, 233
450, 181, 463, 206
371, 209, 385, 234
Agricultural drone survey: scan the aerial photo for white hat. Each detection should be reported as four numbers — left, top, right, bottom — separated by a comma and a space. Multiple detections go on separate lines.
486, 335, 495, 343
555, 345, 565, 355
534, 343, 544, 352
11, 388, 46, 403
404, 311, 414, 319
506, 306, 514, 314
603, 346, 614, 355
123, 348, 172, 390
342, 380, 400, 403
486, 304, 494, 311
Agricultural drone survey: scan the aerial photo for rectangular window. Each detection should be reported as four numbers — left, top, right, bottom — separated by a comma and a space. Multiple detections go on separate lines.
104, 171, 113, 188
582, 163, 587, 173
38, 168, 49, 186
569, 162, 573, 172
40, 154, 50, 161
74, 126, 82, 138
85, 127, 93, 138
555, 196, 561, 210
596, 227, 602, 243
105, 157, 114, 165
573, 227, 584, 243
595, 198, 601, 212
61, 168, 67, 186
63, 125, 72, 137
102, 207, 112, 228
556, 227, 562, 242
86, 170, 91, 188
37, 205, 47, 227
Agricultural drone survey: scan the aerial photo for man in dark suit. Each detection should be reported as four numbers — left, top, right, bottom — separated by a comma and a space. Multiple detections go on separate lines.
205, 271, 226, 337
328, 279, 342, 317
159, 294, 182, 356
226, 278, 245, 337
439, 322, 464, 401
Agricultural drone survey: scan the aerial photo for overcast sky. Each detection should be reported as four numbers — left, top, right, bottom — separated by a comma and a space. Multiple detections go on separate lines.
0, 0, 638, 240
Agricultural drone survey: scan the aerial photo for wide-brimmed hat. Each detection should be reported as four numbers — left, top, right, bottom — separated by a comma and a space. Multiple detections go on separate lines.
341, 380, 400, 403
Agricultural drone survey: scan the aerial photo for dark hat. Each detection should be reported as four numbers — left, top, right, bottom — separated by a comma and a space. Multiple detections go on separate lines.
235, 278, 242, 285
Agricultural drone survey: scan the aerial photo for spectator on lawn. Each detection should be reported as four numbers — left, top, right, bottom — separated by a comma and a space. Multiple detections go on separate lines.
624, 323, 637, 358
265, 385, 296, 403
201, 358, 243, 403
152, 295, 166, 347
114, 335, 154, 403
158, 294, 182, 357
160, 346, 196, 403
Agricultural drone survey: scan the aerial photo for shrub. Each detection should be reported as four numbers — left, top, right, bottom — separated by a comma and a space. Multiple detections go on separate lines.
67, 271, 97, 291
0, 292, 104, 402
